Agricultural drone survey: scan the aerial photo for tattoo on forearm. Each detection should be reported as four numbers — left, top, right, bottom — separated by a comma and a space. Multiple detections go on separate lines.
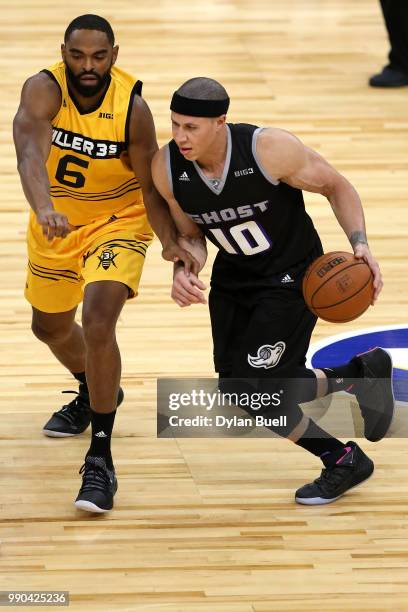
350, 231, 368, 247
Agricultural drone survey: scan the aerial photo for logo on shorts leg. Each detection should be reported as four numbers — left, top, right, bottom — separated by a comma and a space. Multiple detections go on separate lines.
97, 249, 118, 270
248, 342, 286, 369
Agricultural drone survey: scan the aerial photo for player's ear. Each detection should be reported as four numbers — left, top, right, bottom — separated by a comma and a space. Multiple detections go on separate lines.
61, 43, 66, 62
216, 115, 227, 130
112, 45, 119, 65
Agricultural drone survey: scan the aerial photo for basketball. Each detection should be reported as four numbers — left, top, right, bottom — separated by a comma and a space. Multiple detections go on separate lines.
302, 251, 374, 322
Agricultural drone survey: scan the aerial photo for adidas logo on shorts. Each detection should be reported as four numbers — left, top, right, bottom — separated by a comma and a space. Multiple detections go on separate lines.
179, 171, 190, 181
281, 274, 294, 283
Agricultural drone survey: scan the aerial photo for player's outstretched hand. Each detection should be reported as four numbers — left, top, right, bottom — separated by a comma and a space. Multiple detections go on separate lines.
171, 266, 207, 307
353, 243, 383, 304
162, 241, 200, 276
36, 209, 73, 241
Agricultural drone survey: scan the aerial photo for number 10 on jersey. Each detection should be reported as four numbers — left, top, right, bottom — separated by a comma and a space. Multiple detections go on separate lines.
209, 220, 271, 255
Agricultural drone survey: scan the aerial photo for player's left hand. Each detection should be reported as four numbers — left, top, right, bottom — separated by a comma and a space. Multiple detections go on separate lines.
162, 241, 200, 276
353, 243, 383, 304
171, 266, 207, 307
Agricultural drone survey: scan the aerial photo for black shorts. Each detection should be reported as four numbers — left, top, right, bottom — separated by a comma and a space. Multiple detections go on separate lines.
209, 247, 321, 379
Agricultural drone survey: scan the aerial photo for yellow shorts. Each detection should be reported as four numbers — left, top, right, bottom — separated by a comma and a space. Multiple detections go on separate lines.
25, 205, 154, 313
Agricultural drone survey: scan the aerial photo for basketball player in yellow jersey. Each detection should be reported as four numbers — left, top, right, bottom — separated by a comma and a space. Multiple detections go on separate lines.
13, 14, 196, 513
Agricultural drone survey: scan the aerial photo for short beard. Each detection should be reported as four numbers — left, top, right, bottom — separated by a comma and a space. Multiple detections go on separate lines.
65, 62, 111, 98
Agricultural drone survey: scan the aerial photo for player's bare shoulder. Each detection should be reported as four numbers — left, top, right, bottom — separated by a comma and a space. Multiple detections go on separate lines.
127, 93, 156, 142
17, 71, 61, 120
151, 146, 166, 171
151, 146, 173, 200
128, 92, 147, 120
256, 127, 307, 180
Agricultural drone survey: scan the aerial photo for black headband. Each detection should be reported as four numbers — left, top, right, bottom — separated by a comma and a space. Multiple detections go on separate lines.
170, 92, 230, 117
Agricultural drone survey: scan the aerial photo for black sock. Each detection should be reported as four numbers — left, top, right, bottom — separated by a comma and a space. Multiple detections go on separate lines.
73, 371, 87, 386
295, 419, 345, 461
322, 359, 362, 394
86, 409, 116, 470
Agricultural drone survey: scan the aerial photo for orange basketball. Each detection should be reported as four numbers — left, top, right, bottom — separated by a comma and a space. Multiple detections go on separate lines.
303, 251, 374, 323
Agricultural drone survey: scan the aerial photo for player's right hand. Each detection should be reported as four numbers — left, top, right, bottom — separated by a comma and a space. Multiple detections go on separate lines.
36, 209, 73, 241
171, 267, 207, 307
353, 243, 383, 304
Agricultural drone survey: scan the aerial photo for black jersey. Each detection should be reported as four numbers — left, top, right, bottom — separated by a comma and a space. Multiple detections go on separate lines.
168, 123, 321, 290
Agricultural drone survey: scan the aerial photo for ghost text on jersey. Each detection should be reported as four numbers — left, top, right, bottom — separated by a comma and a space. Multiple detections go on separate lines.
51, 128, 125, 159
188, 200, 270, 225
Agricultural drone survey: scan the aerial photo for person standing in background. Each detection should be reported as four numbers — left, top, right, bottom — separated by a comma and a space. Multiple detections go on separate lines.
370, 0, 408, 87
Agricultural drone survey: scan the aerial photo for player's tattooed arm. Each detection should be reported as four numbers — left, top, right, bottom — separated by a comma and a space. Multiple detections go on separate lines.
348, 230, 381, 304
13, 72, 72, 240
257, 128, 382, 303
349, 231, 368, 247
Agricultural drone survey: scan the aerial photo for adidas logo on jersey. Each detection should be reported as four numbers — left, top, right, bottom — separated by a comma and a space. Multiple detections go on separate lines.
179, 171, 190, 181
95, 431, 108, 438
281, 274, 294, 284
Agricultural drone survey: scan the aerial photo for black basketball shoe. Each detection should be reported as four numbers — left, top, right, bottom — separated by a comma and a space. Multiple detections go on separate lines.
295, 442, 374, 505
75, 456, 117, 513
352, 348, 395, 442
43, 385, 124, 437
369, 65, 408, 88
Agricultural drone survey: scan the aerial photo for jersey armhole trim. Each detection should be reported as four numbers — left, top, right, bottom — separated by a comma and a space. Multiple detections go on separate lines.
164, 144, 174, 196
252, 127, 280, 186
40, 69, 61, 93
125, 80, 143, 146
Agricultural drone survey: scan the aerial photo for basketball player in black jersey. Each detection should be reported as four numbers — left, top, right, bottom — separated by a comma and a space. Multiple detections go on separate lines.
150, 77, 395, 505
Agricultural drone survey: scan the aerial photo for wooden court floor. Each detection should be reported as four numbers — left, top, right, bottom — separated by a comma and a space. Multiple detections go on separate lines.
1, 0, 408, 610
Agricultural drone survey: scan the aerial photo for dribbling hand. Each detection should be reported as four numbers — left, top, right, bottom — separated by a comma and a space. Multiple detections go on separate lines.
353, 243, 383, 304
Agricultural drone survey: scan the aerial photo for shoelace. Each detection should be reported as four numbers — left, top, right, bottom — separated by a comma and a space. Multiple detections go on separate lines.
78, 461, 112, 493
315, 465, 353, 492
53, 388, 90, 425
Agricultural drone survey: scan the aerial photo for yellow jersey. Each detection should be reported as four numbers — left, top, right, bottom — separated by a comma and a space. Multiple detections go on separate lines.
43, 61, 145, 226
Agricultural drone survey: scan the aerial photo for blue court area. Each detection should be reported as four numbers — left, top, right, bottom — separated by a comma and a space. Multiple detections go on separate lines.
310, 327, 408, 402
